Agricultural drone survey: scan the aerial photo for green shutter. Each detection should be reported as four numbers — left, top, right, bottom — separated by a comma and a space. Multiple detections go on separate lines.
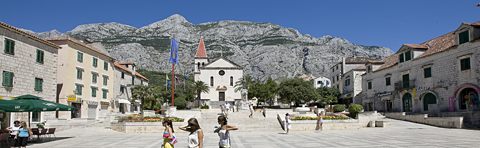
104, 62, 108, 70
76, 84, 83, 95
103, 76, 108, 86
77, 52, 83, 63
35, 78, 43, 91
91, 87, 97, 97
4, 39, 8, 54
36, 50, 44, 64
4, 39, 15, 55
102, 89, 107, 99
93, 58, 98, 67
2, 71, 13, 87
459, 31, 469, 44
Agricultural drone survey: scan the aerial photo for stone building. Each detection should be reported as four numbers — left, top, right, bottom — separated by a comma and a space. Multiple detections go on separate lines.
0, 22, 60, 127
49, 37, 115, 120
359, 22, 480, 126
329, 57, 382, 104
113, 61, 148, 114
193, 37, 244, 107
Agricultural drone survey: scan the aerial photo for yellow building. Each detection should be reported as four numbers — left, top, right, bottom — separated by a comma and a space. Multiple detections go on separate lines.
49, 37, 115, 120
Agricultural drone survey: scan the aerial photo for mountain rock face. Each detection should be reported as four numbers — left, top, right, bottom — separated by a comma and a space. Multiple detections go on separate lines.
37, 14, 392, 81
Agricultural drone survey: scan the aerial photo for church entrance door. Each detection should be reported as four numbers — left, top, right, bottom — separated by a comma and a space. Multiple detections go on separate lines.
219, 92, 225, 101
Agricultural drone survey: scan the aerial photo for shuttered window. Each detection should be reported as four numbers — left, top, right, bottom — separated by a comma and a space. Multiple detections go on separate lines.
459, 31, 469, 44
91, 87, 97, 97
2, 71, 14, 87
93, 58, 98, 67
34, 78, 43, 91
104, 62, 108, 71
75, 84, 83, 95
36, 49, 44, 64
102, 89, 108, 99
4, 38, 15, 55
77, 52, 83, 63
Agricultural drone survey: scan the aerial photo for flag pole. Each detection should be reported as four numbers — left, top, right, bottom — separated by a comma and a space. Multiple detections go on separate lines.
171, 63, 175, 107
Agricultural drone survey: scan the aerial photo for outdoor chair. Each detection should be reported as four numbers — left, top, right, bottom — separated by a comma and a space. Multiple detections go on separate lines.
45, 128, 56, 140
31, 128, 47, 142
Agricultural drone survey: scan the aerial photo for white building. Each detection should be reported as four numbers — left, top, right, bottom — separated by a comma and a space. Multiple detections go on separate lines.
329, 57, 382, 104
0, 22, 60, 127
113, 61, 148, 114
359, 21, 480, 126
49, 37, 115, 120
313, 76, 331, 88
193, 37, 243, 107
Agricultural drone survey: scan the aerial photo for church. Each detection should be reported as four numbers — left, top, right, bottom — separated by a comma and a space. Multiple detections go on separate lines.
194, 37, 244, 107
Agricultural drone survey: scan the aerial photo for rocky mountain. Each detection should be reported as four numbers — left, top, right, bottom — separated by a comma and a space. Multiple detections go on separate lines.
37, 14, 392, 81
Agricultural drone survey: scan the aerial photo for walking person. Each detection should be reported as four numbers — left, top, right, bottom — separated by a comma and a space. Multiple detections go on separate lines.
15, 121, 32, 148
162, 119, 177, 148
214, 115, 238, 148
316, 111, 324, 131
285, 113, 291, 134
262, 107, 266, 118
179, 118, 204, 148
248, 103, 254, 118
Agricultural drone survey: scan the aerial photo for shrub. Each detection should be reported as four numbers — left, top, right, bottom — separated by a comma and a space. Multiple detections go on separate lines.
291, 115, 349, 120
200, 103, 209, 109
333, 104, 346, 112
348, 103, 363, 119
175, 96, 187, 110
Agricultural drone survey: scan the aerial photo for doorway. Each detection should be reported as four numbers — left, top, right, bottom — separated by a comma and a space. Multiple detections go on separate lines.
71, 103, 81, 118
402, 93, 412, 112
219, 92, 225, 101
458, 88, 479, 111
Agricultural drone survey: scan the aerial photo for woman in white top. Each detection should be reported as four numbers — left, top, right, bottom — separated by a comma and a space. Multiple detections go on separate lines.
180, 118, 204, 148
214, 115, 238, 148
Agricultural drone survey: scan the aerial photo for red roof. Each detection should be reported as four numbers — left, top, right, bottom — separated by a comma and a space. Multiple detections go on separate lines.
195, 37, 207, 58
113, 61, 149, 81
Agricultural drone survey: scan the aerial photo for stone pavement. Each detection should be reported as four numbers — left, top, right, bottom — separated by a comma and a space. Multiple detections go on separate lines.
28, 118, 480, 148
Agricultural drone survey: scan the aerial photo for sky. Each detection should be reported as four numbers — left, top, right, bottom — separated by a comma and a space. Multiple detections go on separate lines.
1, 0, 479, 52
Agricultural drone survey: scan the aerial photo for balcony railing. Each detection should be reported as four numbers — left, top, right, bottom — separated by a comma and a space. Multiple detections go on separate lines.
394, 79, 416, 90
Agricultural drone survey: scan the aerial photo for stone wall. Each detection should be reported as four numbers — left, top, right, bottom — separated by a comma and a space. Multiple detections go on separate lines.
385, 112, 463, 128
111, 122, 187, 133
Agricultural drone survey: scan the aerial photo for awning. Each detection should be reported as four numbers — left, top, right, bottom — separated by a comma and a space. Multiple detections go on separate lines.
118, 99, 131, 104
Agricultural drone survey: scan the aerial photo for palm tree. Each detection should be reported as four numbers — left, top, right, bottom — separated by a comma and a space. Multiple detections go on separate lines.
193, 81, 209, 107
132, 85, 156, 115
234, 75, 253, 92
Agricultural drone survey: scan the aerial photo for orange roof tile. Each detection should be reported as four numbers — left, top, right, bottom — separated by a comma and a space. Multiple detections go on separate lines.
48, 37, 114, 60
113, 61, 149, 81
195, 37, 207, 58
0, 22, 61, 49
403, 44, 428, 49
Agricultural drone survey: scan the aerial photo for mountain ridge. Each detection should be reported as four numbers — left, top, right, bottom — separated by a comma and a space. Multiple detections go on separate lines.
34, 14, 392, 81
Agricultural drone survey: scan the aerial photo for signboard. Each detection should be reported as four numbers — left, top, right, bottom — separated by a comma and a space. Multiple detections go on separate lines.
67, 95, 77, 102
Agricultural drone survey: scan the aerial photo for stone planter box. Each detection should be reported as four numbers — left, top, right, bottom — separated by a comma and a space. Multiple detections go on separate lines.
111, 121, 187, 133
277, 114, 361, 131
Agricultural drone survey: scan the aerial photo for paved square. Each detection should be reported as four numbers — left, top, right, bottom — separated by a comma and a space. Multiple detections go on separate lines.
27, 119, 480, 148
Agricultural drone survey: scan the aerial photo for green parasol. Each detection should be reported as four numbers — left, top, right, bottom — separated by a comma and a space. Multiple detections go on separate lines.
0, 94, 74, 112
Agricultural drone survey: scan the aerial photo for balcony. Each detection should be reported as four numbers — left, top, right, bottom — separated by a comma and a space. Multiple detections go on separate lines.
394, 79, 416, 90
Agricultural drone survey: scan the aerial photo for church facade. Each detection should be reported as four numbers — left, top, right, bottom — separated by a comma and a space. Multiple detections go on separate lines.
193, 37, 244, 106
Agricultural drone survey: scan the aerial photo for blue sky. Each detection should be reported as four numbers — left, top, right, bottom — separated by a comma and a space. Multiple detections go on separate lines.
1, 0, 479, 51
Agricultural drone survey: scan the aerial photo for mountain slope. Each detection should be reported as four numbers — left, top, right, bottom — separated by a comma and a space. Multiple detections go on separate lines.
37, 14, 392, 81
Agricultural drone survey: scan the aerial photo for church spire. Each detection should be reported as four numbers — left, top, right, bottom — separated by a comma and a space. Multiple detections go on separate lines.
195, 36, 207, 58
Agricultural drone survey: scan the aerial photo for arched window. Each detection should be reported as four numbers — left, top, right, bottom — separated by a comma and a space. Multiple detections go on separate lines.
230, 76, 233, 86
210, 76, 214, 86
202, 62, 205, 67
197, 62, 200, 70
